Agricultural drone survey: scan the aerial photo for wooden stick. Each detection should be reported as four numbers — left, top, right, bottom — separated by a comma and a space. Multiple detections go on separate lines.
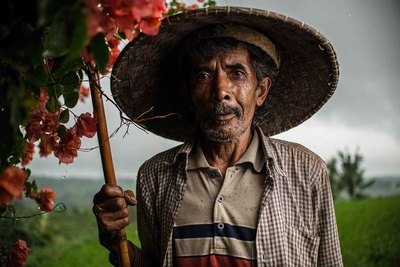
87, 64, 131, 267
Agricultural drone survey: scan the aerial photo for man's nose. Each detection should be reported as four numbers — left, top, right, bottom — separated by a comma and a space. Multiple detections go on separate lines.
211, 73, 231, 103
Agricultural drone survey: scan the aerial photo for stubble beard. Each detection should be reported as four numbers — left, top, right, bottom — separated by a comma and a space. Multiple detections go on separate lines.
199, 103, 250, 143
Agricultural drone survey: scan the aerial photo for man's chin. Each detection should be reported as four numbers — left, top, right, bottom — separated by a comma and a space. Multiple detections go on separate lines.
201, 126, 241, 143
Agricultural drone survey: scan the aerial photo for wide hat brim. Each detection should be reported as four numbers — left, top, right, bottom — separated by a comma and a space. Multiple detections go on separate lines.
111, 6, 339, 142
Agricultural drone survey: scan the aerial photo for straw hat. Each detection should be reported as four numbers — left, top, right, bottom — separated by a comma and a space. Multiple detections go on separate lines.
111, 6, 339, 141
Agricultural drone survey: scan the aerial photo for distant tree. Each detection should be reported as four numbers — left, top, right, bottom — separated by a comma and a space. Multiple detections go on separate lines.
327, 149, 375, 200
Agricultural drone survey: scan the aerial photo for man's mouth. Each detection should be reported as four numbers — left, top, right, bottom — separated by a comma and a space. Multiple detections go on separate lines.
214, 113, 235, 122
203, 104, 242, 124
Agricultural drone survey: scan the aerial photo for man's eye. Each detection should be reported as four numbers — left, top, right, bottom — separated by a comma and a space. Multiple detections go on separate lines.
195, 72, 212, 81
231, 70, 245, 79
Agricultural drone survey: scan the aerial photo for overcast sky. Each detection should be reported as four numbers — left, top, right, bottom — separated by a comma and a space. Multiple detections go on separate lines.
29, 0, 400, 182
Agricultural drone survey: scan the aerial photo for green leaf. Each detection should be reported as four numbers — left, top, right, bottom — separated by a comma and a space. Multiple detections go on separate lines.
33, 65, 49, 85
91, 33, 109, 74
63, 11, 87, 64
48, 84, 64, 98
37, 0, 73, 28
113, 32, 123, 40
61, 72, 80, 93
59, 71, 80, 108
58, 124, 67, 138
46, 95, 60, 113
43, 20, 69, 58
63, 91, 79, 108
25, 179, 38, 197
59, 109, 70, 123
53, 56, 84, 78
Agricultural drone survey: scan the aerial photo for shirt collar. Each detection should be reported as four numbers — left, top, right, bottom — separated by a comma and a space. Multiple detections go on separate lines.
235, 130, 264, 173
255, 126, 286, 178
166, 126, 286, 178
186, 129, 264, 173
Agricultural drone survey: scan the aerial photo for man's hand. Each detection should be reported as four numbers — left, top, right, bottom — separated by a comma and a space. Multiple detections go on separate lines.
92, 185, 137, 253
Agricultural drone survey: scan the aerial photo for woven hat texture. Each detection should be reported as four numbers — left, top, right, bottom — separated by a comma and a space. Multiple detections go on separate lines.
111, 6, 339, 141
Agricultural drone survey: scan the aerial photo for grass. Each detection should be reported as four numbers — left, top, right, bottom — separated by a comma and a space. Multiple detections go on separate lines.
335, 196, 400, 267
4, 196, 398, 266
5, 207, 139, 267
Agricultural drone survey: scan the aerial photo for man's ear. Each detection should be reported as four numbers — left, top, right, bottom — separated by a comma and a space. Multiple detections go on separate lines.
256, 77, 272, 107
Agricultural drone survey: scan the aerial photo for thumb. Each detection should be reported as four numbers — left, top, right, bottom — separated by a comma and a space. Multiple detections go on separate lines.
124, 190, 137, 206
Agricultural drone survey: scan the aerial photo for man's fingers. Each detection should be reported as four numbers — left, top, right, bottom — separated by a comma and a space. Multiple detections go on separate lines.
95, 197, 127, 212
93, 184, 124, 204
96, 208, 130, 233
124, 190, 137, 206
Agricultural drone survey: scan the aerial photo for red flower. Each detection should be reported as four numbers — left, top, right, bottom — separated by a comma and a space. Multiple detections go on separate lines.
107, 37, 120, 49
36, 188, 55, 212
8, 240, 32, 267
76, 112, 97, 138
38, 133, 60, 157
139, 17, 161, 35
53, 126, 81, 164
186, 4, 199, 10
0, 167, 28, 206
21, 142, 35, 167
131, 0, 167, 21
79, 85, 90, 102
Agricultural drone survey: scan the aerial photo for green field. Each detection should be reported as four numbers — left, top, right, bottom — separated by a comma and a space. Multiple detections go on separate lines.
2, 196, 399, 266
335, 197, 400, 267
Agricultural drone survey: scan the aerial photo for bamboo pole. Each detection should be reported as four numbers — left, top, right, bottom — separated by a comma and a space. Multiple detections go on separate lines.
86, 64, 131, 267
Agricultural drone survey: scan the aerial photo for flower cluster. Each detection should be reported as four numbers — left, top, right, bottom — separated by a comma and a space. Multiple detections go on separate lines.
86, 0, 166, 40
28, 188, 56, 212
24, 89, 97, 165
8, 240, 32, 267
0, 166, 56, 212
83, 0, 167, 73
0, 167, 28, 206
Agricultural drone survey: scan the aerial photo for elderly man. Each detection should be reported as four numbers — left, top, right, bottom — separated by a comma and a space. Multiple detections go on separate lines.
93, 6, 343, 267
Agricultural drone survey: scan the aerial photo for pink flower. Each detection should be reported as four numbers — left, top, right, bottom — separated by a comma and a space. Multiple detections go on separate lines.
76, 112, 97, 138
38, 133, 60, 157
36, 188, 55, 212
8, 240, 32, 267
79, 85, 90, 102
53, 126, 81, 164
186, 4, 199, 10
21, 142, 35, 167
139, 17, 162, 35
130, 0, 167, 21
0, 167, 28, 206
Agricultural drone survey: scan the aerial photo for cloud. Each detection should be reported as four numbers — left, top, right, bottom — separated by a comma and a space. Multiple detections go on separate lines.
276, 116, 400, 176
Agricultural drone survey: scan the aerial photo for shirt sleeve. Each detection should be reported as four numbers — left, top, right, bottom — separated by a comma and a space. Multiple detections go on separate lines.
317, 164, 344, 266
131, 165, 160, 267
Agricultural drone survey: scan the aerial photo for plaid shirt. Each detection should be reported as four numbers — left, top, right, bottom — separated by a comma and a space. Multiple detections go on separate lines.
130, 127, 343, 267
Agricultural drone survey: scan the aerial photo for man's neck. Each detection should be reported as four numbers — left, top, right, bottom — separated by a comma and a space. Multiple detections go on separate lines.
200, 128, 253, 177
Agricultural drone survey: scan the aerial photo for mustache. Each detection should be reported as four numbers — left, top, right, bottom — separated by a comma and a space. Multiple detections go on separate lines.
203, 103, 242, 121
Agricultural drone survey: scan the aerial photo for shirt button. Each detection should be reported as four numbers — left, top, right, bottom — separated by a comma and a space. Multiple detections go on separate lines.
209, 171, 216, 178
217, 195, 225, 203
175, 193, 182, 201
217, 223, 224, 230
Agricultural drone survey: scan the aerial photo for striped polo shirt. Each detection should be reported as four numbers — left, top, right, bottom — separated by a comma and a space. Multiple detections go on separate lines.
173, 132, 265, 267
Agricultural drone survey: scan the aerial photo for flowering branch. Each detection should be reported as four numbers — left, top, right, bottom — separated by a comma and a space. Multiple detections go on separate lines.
0, 203, 67, 220
0, 0, 216, 265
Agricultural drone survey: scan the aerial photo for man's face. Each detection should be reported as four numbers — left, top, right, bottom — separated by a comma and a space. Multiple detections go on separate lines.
188, 45, 270, 142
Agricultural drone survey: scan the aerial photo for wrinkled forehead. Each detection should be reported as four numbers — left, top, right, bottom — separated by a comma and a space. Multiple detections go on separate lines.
189, 44, 252, 70
179, 23, 280, 68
